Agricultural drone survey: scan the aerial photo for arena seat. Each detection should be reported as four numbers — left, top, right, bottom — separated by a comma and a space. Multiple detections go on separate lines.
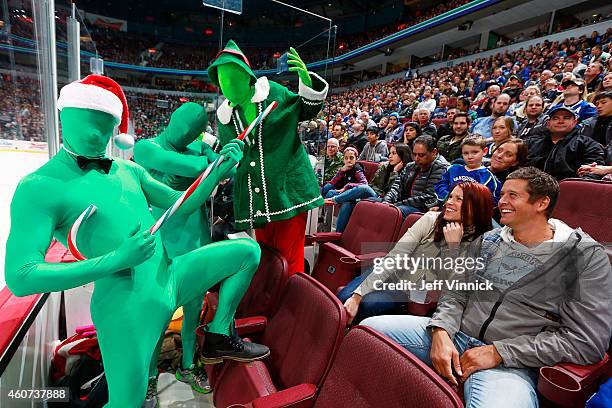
205, 243, 289, 321
397, 212, 424, 239
204, 243, 289, 388
552, 178, 612, 243
356, 160, 381, 182
210, 273, 346, 408
310, 200, 403, 293
241, 325, 463, 408
432, 118, 448, 128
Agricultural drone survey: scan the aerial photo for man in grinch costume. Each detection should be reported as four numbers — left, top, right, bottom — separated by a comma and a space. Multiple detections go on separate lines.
208, 40, 327, 274
4, 75, 269, 407
133, 102, 219, 399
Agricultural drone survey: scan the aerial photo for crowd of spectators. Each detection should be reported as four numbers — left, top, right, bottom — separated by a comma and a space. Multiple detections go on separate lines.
313, 25, 612, 407
315, 27, 612, 230
0, 75, 44, 141
0, 74, 212, 142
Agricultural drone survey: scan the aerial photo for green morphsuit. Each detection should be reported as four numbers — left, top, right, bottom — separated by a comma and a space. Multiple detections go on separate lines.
4, 77, 261, 407
133, 102, 219, 383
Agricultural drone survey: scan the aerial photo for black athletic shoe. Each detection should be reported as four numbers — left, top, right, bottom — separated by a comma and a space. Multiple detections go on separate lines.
201, 330, 270, 364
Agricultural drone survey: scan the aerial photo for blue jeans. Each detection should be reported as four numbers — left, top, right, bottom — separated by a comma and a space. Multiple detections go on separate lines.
396, 204, 423, 217
361, 315, 539, 408
325, 185, 378, 232
337, 269, 408, 324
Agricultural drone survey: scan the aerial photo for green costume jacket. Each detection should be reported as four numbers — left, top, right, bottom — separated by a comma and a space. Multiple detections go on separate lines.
216, 73, 327, 230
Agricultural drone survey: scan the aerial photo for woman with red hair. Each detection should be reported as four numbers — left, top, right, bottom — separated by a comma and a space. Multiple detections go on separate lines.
339, 181, 494, 324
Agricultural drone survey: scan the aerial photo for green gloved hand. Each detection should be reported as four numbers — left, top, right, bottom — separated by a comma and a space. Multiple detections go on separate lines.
287, 47, 312, 88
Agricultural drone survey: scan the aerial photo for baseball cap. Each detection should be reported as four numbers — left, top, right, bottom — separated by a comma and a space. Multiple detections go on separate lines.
548, 105, 578, 119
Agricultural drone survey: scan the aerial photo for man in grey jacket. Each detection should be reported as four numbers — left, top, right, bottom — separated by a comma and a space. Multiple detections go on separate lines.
383, 135, 449, 216
364, 167, 612, 408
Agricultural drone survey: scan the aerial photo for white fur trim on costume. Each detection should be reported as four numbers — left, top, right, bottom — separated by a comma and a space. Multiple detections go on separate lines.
251, 76, 270, 103
216, 76, 271, 125
298, 72, 328, 102
113, 133, 134, 150
58, 82, 123, 123
217, 99, 233, 125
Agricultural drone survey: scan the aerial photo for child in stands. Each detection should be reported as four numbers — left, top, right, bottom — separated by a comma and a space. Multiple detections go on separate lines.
321, 146, 368, 201
435, 135, 501, 205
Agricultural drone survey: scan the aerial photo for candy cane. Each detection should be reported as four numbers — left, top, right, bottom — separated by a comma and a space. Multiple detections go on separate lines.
67, 204, 97, 261
150, 100, 278, 234
67, 101, 279, 258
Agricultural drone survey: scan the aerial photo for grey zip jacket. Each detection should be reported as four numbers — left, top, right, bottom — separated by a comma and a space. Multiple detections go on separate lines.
428, 219, 612, 368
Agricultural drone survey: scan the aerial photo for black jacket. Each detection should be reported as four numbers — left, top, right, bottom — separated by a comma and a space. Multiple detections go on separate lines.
526, 128, 606, 180
580, 115, 612, 164
383, 155, 449, 211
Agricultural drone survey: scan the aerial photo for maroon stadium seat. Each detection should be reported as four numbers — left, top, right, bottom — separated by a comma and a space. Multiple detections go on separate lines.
357, 160, 381, 182
244, 325, 463, 408
204, 243, 289, 387
211, 274, 346, 408
552, 178, 612, 243
311, 200, 403, 293
397, 212, 424, 239
432, 118, 448, 128
205, 242, 288, 321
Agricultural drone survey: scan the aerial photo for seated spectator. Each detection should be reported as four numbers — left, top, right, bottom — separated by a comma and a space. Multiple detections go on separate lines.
402, 122, 421, 149
472, 83, 500, 118
581, 91, 612, 162
360, 125, 389, 162
486, 138, 529, 184
484, 117, 515, 164
321, 147, 367, 199
417, 87, 437, 113
416, 108, 438, 138
470, 94, 513, 139
527, 106, 605, 180
588, 72, 612, 102
341, 181, 494, 324
323, 138, 344, 183
436, 108, 457, 139
435, 136, 501, 205
432, 95, 449, 119
346, 119, 368, 152
547, 78, 597, 122
516, 95, 545, 139
457, 97, 477, 122
381, 112, 404, 143
384, 135, 449, 216
438, 112, 471, 163
363, 167, 612, 407
359, 111, 377, 128
584, 61, 604, 93
511, 85, 541, 120
328, 144, 411, 233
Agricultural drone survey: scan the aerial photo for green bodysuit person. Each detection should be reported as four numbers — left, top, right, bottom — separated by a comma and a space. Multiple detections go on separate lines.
133, 102, 218, 398
4, 75, 269, 407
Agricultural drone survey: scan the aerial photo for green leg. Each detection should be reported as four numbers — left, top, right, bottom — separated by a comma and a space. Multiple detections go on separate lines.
172, 239, 260, 335
180, 296, 204, 368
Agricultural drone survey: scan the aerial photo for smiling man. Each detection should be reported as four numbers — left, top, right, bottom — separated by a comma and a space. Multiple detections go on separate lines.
363, 167, 612, 408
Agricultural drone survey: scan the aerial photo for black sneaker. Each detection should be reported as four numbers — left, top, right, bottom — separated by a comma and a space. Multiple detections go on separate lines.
201, 330, 270, 364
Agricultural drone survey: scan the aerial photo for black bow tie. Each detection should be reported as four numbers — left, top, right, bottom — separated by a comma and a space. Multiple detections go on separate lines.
76, 156, 113, 174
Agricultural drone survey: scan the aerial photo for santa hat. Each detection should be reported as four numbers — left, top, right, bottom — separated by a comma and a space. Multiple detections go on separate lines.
58, 74, 134, 149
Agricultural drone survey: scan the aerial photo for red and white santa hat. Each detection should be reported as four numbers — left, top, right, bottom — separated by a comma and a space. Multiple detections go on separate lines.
57, 74, 134, 149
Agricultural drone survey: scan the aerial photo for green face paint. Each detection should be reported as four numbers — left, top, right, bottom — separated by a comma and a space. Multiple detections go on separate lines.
60, 107, 117, 157
218, 63, 254, 107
